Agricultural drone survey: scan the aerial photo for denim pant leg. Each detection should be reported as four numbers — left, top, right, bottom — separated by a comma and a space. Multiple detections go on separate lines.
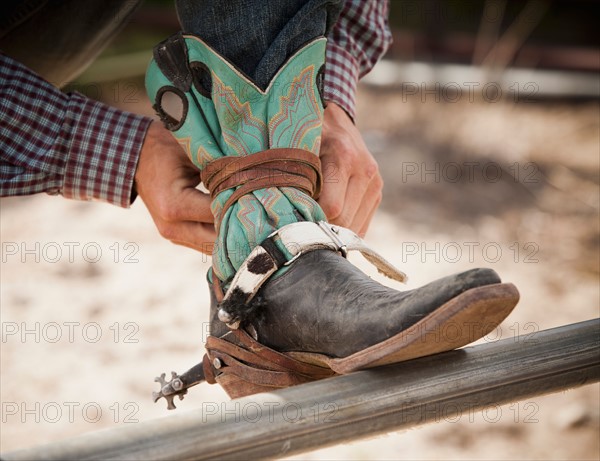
175, 0, 342, 89
0, 0, 143, 87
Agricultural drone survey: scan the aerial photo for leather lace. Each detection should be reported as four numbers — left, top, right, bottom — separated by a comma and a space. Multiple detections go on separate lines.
201, 148, 322, 232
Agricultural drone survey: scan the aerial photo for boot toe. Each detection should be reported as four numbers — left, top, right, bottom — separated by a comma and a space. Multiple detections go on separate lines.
398, 267, 503, 325
454, 267, 502, 289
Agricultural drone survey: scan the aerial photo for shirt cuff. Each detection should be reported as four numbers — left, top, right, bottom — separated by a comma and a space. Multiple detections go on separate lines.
61, 92, 152, 208
323, 41, 359, 121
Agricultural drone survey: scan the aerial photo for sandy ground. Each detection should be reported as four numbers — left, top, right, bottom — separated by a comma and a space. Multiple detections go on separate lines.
1, 80, 598, 459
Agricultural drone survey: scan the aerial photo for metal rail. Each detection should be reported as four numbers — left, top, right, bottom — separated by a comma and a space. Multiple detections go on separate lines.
3, 319, 599, 461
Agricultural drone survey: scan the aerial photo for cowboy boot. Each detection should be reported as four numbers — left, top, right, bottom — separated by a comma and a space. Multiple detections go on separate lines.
146, 33, 519, 406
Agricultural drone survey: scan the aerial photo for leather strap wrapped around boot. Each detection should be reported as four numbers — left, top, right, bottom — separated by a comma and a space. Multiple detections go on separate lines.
204, 329, 336, 399
201, 148, 323, 234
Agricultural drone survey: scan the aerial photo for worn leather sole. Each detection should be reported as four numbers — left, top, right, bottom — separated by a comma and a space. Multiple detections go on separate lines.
206, 282, 519, 398
286, 282, 520, 374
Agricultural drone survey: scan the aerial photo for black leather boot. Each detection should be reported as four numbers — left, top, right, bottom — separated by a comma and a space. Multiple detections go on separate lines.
153, 221, 518, 407
209, 247, 518, 368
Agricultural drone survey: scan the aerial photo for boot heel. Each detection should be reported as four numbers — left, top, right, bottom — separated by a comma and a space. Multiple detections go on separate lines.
216, 374, 275, 399
205, 330, 337, 399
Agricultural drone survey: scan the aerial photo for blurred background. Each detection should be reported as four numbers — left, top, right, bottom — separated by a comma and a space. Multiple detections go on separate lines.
1, 0, 599, 459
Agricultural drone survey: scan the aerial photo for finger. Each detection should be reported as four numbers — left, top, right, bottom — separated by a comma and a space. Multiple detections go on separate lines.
351, 175, 383, 235
170, 188, 215, 224
318, 158, 349, 221
158, 220, 217, 254
358, 194, 380, 238
333, 173, 371, 229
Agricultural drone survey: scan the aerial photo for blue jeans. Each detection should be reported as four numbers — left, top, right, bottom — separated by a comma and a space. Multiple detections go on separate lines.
0, 0, 341, 88
176, 0, 341, 89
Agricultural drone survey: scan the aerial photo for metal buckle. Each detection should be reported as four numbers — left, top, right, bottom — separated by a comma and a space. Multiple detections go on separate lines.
318, 221, 348, 257
267, 227, 282, 239
283, 250, 303, 266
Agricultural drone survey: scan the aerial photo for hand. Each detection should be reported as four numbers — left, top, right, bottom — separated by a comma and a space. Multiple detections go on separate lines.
135, 121, 216, 253
318, 102, 383, 237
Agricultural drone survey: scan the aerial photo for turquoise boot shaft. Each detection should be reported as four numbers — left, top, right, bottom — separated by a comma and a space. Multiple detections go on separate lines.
145, 33, 327, 283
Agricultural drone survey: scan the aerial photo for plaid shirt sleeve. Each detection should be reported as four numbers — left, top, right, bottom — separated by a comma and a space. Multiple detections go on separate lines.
324, 0, 392, 120
0, 53, 152, 208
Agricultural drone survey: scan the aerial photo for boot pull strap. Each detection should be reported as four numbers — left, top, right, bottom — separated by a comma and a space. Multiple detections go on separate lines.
201, 148, 322, 230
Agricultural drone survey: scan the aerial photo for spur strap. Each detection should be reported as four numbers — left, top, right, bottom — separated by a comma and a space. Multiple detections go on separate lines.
204, 329, 336, 391
218, 221, 408, 328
